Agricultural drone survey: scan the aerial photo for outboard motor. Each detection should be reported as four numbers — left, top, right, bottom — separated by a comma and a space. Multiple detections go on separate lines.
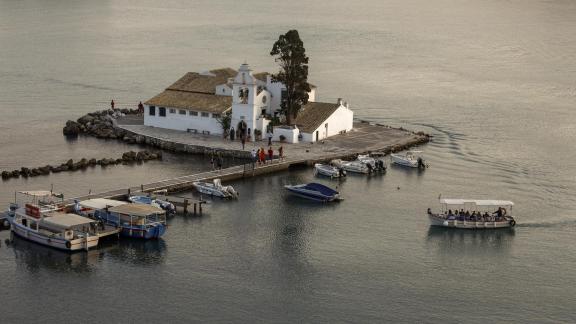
339, 168, 346, 177
417, 157, 425, 169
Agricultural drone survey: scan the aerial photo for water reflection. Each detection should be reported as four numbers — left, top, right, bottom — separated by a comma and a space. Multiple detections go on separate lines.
97, 238, 167, 266
426, 227, 515, 256
10, 235, 98, 273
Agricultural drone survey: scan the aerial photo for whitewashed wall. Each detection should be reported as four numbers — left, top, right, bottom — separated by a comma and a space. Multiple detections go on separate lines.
273, 126, 300, 143
215, 84, 233, 96
144, 105, 225, 135
300, 104, 354, 143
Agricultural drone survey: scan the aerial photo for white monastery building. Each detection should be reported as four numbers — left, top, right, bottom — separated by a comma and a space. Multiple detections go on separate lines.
144, 63, 353, 143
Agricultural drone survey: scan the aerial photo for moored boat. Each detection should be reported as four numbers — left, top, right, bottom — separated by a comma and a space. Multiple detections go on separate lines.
9, 191, 99, 251
128, 195, 176, 214
314, 163, 346, 178
331, 159, 369, 174
90, 203, 167, 239
428, 198, 516, 229
390, 150, 427, 168
192, 179, 238, 199
284, 183, 342, 202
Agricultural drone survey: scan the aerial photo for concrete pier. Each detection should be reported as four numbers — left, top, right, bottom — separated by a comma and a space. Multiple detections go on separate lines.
65, 119, 429, 205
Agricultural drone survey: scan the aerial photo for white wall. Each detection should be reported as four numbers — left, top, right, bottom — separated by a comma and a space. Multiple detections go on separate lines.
273, 126, 299, 143
215, 84, 232, 96
300, 104, 354, 143
144, 105, 225, 135
265, 75, 317, 115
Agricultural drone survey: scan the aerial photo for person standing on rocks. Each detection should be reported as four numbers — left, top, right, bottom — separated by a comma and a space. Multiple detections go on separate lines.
111, 100, 115, 110
138, 101, 144, 115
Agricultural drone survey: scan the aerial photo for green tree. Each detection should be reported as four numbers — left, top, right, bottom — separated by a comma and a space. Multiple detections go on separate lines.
216, 111, 231, 137
270, 30, 311, 125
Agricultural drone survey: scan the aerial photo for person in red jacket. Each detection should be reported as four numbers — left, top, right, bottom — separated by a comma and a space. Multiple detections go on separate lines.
268, 146, 273, 162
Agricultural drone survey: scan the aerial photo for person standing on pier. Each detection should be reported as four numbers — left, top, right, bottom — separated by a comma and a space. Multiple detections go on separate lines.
216, 154, 223, 171
268, 146, 274, 162
251, 148, 257, 166
241, 135, 246, 150
267, 131, 273, 146
259, 147, 266, 164
278, 146, 284, 161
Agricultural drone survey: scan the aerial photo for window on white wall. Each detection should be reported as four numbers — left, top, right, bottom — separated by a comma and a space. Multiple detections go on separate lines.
159, 107, 166, 117
189, 111, 198, 116
179, 110, 186, 115
212, 113, 221, 119
169, 108, 176, 114
149, 106, 156, 116
201, 112, 209, 117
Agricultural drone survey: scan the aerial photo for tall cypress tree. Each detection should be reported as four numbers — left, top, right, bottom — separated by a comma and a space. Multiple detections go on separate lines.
270, 30, 311, 125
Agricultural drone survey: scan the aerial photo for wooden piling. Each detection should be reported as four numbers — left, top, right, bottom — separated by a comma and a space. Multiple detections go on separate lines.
183, 199, 188, 214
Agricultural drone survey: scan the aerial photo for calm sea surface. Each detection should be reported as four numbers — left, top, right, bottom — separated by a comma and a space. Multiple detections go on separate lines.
1, 0, 575, 322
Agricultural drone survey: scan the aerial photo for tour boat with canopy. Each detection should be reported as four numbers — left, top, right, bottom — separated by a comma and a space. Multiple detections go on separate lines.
427, 198, 516, 229
88, 203, 167, 239
8, 191, 100, 251
391, 150, 427, 169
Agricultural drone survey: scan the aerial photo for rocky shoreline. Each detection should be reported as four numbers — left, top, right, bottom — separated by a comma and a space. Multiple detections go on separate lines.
63, 108, 140, 142
1, 150, 162, 180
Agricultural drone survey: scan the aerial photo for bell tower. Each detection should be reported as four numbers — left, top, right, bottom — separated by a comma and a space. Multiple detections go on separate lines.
231, 63, 259, 141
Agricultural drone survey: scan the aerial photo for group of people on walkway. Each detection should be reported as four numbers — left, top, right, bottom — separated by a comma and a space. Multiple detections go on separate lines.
251, 146, 284, 165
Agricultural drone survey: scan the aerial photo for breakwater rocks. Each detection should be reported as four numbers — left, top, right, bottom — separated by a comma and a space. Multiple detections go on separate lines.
63, 109, 139, 139
1, 150, 162, 180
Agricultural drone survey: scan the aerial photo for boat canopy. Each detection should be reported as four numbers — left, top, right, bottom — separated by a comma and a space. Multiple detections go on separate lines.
108, 204, 164, 216
440, 199, 514, 207
43, 213, 95, 229
79, 198, 127, 210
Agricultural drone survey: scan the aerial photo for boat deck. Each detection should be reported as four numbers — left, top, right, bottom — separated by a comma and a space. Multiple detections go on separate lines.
96, 224, 122, 238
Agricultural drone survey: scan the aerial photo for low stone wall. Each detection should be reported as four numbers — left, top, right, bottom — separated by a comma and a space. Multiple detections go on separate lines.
1, 150, 162, 180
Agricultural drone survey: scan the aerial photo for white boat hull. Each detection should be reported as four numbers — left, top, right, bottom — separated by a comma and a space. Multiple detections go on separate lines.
391, 154, 419, 168
11, 223, 99, 251
428, 214, 514, 229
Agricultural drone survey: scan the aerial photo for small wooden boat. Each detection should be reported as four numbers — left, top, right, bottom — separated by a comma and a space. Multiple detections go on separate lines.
314, 163, 346, 178
284, 183, 342, 202
192, 179, 238, 199
390, 151, 427, 168
428, 198, 516, 229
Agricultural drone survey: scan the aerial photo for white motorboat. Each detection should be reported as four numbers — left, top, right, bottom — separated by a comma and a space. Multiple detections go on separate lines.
331, 159, 369, 174
192, 179, 238, 199
9, 191, 99, 251
390, 150, 427, 168
428, 198, 516, 229
357, 154, 387, 172
128, 195, 176, 214
314, 163, 346, 178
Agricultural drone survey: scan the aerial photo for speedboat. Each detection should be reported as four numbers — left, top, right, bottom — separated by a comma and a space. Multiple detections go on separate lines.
284, 183, 342, 202
390, 150, 427, 168
192, 179, 238, 199
357, 154, 387, 172
427, 198, 516, 229
314, 163, 346, 178
9, 191, 99, 251
331, 159, 369, 174
128, 195, 176, 214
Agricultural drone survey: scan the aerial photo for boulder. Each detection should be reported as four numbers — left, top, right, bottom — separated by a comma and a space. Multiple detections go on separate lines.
122, 151, 137, 161
20, 167, 31, 177
11, 170, 20, 177
66, 159, 74, 168
63, 120, 81, 136
88, 158, 97, 166
77, 115, 95, 125
136, 151, 149, 161
1, 171, 11, 179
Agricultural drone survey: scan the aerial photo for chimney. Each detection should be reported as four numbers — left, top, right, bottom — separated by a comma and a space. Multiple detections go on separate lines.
337, 98, 343, 105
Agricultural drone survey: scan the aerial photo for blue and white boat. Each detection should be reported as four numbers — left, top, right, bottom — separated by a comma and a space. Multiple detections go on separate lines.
284, 183, 342, 202
128, 195, 176, 214
89, 203, 166, 239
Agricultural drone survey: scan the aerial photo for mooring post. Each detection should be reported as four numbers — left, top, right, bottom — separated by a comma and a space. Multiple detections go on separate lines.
141, 184, 144, 192
127, 188, 130, 196
183, 199, 188, 214
199, 202, 203, 214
